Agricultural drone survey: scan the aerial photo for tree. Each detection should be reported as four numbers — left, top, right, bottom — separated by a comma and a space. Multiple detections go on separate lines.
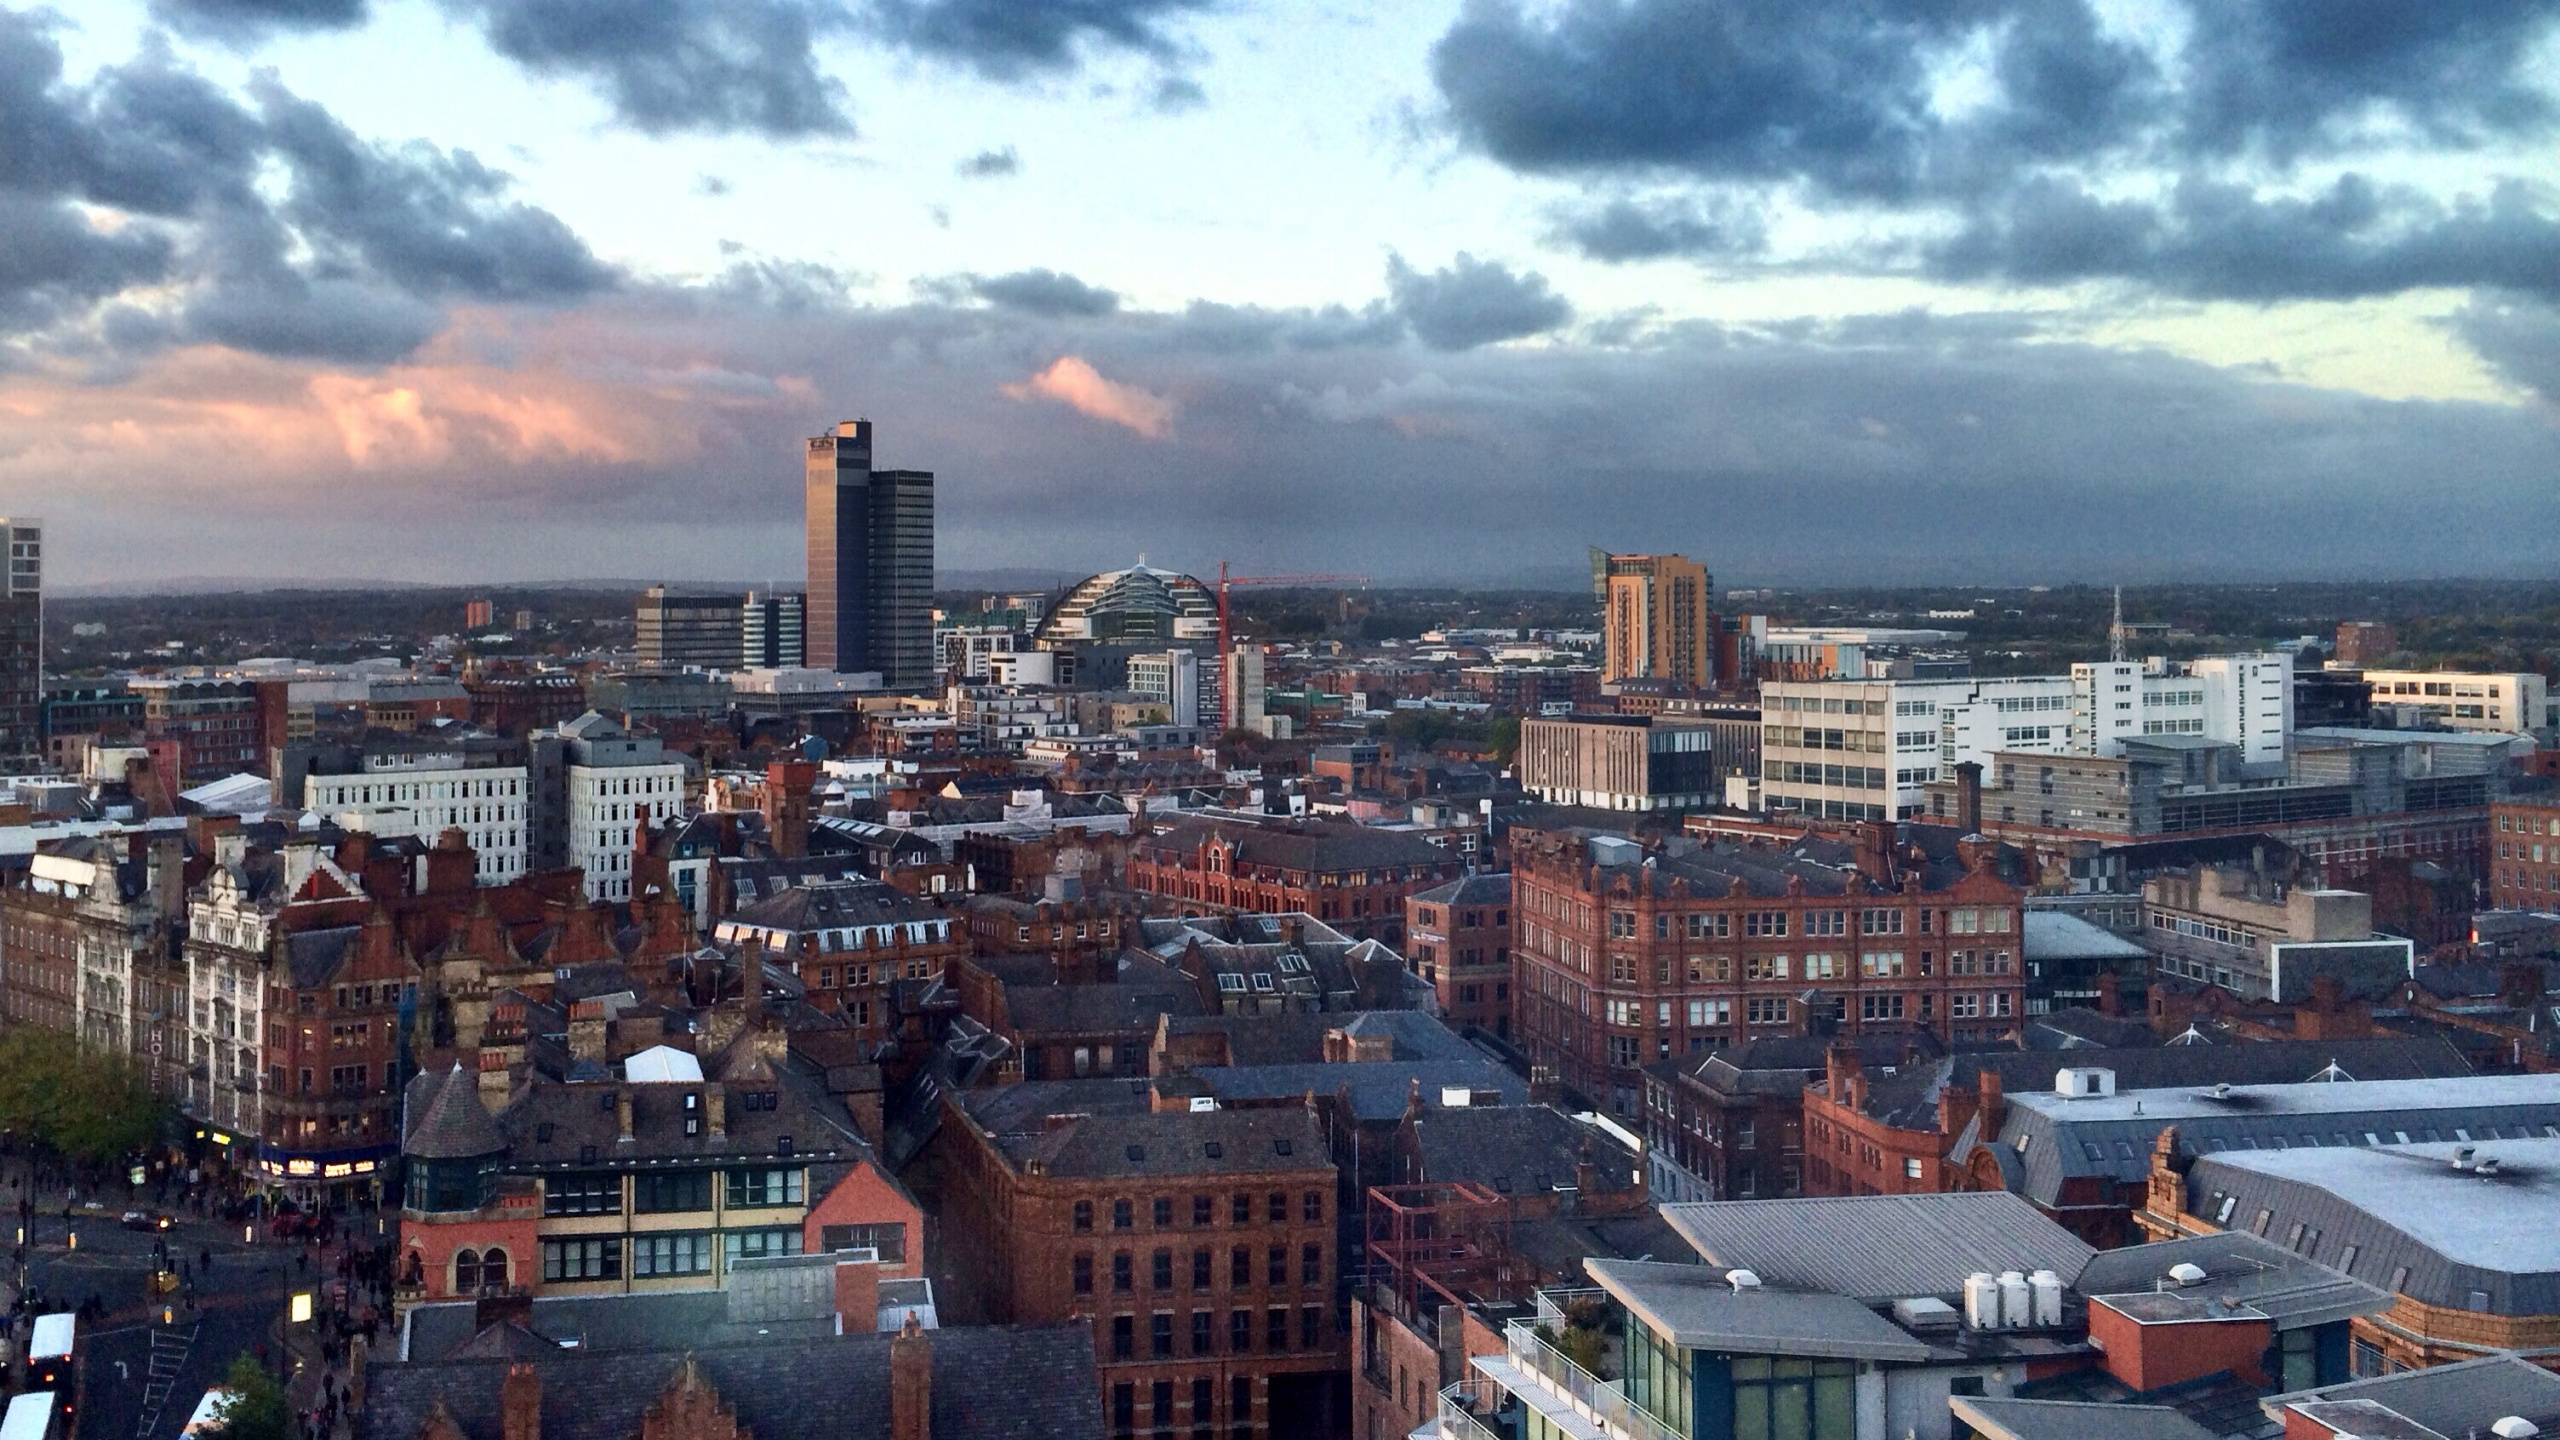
207, 1355, 293, 1440
1488, 716, 1520, 766
0, 1029, 169, 1168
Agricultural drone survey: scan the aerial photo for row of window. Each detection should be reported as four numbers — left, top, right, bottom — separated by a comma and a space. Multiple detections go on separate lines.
1073, 1243, 1324, 1296
1103, 1306, 1325, 1363
1073, 1191, 1323, 1234
543, 1166, 807, 1217
1106, 1376, 1255, 1440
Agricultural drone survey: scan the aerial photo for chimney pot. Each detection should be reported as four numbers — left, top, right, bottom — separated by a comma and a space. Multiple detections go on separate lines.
501, 1365, 541, 1440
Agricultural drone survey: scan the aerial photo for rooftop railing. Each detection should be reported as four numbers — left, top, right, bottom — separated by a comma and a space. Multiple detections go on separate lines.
1504, 1319, 1683, 1440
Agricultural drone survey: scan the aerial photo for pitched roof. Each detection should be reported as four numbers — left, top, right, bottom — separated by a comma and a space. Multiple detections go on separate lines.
1407, 1105, 1642, 1196
729, 877, 941, 932
2264, 1355, 2560, 1438
1410, 873, 1511, 907
1140, 817, 1455, 873
362, 1325, 1101, 1440
1951, 1398, 2215, 1440
2189, 1136, 2560, 1316
2072, 1231, 2390, 1330
1659, 1192, 2093, 1303
286, 924, 365, 988
962, 1092, 1332, 1181
403, 1066, 508, 1160
1583, 1259, 1932, 1362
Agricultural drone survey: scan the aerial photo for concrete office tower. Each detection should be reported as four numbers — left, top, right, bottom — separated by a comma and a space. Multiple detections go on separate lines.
635, 586, 746, 669
0, 518, 39, 772
805, 420, 934, 689
1593, 549, 1713, 690
743, 590, 806, 668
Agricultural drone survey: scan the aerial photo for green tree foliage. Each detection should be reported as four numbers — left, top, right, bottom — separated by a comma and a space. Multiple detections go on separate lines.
0, 1029, 168, 1167
207, 1355, 294, 1440
1488, 716, 1520, 765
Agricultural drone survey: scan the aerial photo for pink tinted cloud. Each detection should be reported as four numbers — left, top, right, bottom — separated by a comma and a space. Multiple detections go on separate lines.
1001, 356, 1174, 437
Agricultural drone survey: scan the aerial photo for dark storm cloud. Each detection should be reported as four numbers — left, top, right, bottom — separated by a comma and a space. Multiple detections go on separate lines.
253, 79, 616, 301
1431, 0, 2560, 301
461, 0, 855, 137
147, 0, 369, 41
1386, 253, 1572, 350
1553, 196, 1764, 261
1933, 175, 2560, 301
969, 268, 1121, 317
0, 10, 612, 364
2450, 297, 2560, 404
865, 0, 1211, 81
2180, 0, 2560, 159
955, 146, 1019, 177
65, 282, 2550, 586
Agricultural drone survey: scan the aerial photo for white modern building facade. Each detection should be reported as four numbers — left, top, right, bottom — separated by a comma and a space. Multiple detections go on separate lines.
2071, 652, 2292, 764
2358, 668, 2553, 734
303, 757, 529, 882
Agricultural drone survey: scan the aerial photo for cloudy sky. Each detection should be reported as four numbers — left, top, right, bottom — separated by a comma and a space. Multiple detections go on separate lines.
3, 0, 2556, 589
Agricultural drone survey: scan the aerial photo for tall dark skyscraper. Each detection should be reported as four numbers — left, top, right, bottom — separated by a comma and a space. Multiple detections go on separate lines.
805, 420, 934, 689
0, 517, 39, 772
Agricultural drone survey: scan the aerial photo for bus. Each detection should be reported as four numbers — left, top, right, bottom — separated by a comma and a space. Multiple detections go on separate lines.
26, 1314, 75, 1425
0, 1392, 57, 1440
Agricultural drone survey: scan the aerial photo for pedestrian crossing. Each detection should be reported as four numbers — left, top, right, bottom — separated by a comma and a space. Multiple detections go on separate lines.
131, 1322, 197, 1440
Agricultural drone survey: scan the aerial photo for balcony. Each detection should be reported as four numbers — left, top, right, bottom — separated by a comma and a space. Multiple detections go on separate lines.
1472, 1312, 1683, 1440
1436, 1378, 1508, 1440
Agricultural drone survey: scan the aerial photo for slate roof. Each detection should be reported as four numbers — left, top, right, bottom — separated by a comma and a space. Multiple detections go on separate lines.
486, 1060, 865, 1169
2024, 910, 2150, 961
402, 1066, 508, 1160
362, 1325, 1101, 1440
729, 877, 941, 932
1000, 978, 1206, 1035
1529, 823, 2030, 900
958, 1089, 1332, 1180
1952, 1398, 2215, 1440
1410, 873, 1511, 908
1670, 1033, 1942, 1101
2186, 1136, 2560, 1316
1582, 1259, 1933, 1362
286, 925, 364, 988
1658, 1192, 2093, 1303
1137, 817, 1455, 874
2261, 1355, 2560, 1437
1407, 1105, 1642, 1196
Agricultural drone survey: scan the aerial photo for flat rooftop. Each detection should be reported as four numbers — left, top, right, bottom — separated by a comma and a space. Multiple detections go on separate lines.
2006, 1071, 2560, 1125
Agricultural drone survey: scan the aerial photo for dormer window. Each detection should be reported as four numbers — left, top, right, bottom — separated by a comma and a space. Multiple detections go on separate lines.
1251, 974, 1275, 993
1216, 974, 1246, 993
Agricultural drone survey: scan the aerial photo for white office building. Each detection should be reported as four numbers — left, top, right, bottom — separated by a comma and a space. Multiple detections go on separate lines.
303, 758, 528, 882
2071, 652, 2292, 764
2358, 668, 2552, 734
549, 711, 688, 902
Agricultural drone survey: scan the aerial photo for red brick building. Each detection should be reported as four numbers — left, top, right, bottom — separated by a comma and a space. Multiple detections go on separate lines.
1403, 874, 1510, 1038
1126, 818, 1461, 949
1513, 824, 2028, 1119
932, 1082, 1342, 1439
711, 879, 963, 1046
2489, 789, 2560, 911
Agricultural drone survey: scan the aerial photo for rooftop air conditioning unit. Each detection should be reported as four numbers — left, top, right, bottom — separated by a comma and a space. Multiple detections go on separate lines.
2166, 1262, 2208, 1287
2492, 1419, 2539, 1439
1726, 1270, 1762, 1292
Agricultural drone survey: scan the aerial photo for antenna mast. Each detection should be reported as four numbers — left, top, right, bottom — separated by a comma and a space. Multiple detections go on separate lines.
2110, 586, 2126, 664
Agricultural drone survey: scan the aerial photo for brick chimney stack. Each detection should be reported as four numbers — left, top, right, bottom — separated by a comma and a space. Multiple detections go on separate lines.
764, 761, 817, 859
1954, 761, 1983, 836
1979, 1067, 2005, 1137
890, 1313, 932, 1440
501, 1365, 541, 1440
833, 1257, 881, 1334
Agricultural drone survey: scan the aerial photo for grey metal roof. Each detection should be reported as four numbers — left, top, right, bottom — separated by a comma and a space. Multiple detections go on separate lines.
2187, 1137, 2560, 1317
1583, 1259, 1933, 1363
1658, 1192, 2094, 1302
1976, 1072, 2560, 1210
2261, 1355, 2560, 1436
1951, 1397, 2216, 1440
2072, 1231, 2390, 1331
2023, 910, 2150, 962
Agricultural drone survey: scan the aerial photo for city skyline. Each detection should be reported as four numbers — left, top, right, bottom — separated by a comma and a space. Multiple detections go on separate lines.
0, 2, 2554, 587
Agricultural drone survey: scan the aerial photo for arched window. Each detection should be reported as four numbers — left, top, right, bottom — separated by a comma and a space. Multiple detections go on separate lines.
454, 1248, 480, 1294
481, 1248, 509, 1290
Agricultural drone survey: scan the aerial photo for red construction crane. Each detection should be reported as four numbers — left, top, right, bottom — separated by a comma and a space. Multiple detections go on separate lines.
1215, 561, 1369, 727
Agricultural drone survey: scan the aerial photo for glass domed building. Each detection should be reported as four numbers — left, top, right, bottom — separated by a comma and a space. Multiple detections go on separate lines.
1033, 565, 1220, 644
